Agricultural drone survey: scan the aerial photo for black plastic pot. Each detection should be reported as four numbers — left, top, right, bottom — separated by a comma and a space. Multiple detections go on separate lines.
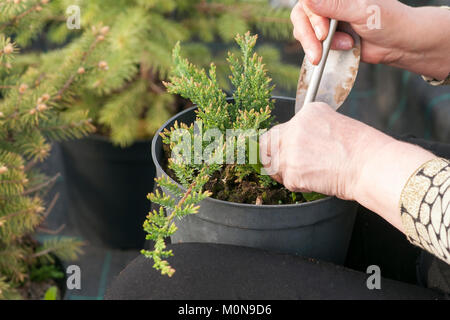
152, 96, 358, 264
59, 135, 155, 249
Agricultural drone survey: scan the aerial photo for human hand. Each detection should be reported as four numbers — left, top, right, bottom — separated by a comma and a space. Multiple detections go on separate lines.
260, 101, 436, 231
259, 102, 392, 200
291, 0, 450, 80
259, 102, 403, 201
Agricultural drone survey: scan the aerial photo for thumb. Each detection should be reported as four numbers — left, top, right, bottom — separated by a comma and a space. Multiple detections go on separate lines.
304, 0, 368, 23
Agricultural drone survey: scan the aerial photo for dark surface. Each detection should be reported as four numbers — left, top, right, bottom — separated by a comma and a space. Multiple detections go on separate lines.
105, 243, 441, 300
59, 136, 155, 249
346, 205, 422, 285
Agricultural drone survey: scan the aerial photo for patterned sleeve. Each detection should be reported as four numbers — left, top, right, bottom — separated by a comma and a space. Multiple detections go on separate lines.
422, 75, 450, 86
400, 158, 450, 264
421, 6, 450, 86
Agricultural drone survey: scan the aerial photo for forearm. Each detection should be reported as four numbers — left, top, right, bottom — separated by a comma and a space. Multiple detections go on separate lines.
353, 136, 436, 233
391, 6, 450, 80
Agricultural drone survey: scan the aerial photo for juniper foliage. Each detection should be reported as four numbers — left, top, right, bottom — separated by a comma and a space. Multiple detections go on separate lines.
142, 33, 283, 276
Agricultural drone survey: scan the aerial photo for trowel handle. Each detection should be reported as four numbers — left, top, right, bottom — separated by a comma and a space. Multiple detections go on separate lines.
303, 19, 338, 107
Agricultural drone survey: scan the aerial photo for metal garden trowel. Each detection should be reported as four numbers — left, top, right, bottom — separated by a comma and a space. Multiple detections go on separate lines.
295, 20, 361, 112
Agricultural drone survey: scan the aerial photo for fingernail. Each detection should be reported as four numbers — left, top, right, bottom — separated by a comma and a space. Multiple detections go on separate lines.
305, 49, 316, 63
314, 26, 323, 40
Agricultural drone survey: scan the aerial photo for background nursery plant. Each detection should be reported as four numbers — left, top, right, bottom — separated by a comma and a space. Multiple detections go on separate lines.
51, 0, 299, 250
142, 33, 325, 276
0, 0, 109, 299
49, 0, 297, 146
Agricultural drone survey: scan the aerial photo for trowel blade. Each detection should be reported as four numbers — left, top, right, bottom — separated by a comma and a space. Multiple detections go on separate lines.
295, 22, 361, 112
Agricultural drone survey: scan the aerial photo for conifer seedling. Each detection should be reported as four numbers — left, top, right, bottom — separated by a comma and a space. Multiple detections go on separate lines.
142, 33, 325, 277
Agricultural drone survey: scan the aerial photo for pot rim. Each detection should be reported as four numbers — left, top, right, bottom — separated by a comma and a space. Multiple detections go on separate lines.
151, 96, 335, 209
84, 133, 152, 145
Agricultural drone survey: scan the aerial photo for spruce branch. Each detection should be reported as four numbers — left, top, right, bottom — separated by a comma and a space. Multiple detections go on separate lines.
0, 206, 42, 227
1, 27, 107, 126
0, 197, 44, 234
21, 173, 60, 196
0, 276, 20, 300
0, 2, 94, 297
54, 29, 108, 102
31, 237, 84, 261
37, 223, 65, 236
0, 0, 50, 33
42, 192, 59, 219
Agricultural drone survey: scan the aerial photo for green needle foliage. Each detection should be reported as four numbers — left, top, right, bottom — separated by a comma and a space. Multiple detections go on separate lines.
0, 0, 111, 299
142, 32, 320, 277
46, 0, 297, 147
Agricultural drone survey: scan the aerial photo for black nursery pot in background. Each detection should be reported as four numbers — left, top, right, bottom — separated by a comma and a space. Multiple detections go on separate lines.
152, 96, 358, 265
59, 136, 155, 249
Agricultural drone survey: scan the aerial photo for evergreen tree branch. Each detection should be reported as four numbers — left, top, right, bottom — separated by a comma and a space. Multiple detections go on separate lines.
42, 192, 59, 219
36, 224, 65, 235
31, 238, 84, 261
21, 173, 60, 196
0, 205, 43, 226
54, 35, 105, 101
0, 1, 47, 33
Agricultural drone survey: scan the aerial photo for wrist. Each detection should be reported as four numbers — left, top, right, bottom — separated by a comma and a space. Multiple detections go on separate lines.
353, 138, 436, 231
390, 6, 450, 80
349, 127, 396, 201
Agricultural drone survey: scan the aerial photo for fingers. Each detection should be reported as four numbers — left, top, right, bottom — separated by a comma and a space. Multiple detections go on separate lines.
260, 119, 316, 193
260, 126, 283, 184
259, 130, 271, 165
291, 2, 322, 64
291, 2, 355, 64
271, 173, 283, 185
302, 2, 329, 41
303, 0, 364, 23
